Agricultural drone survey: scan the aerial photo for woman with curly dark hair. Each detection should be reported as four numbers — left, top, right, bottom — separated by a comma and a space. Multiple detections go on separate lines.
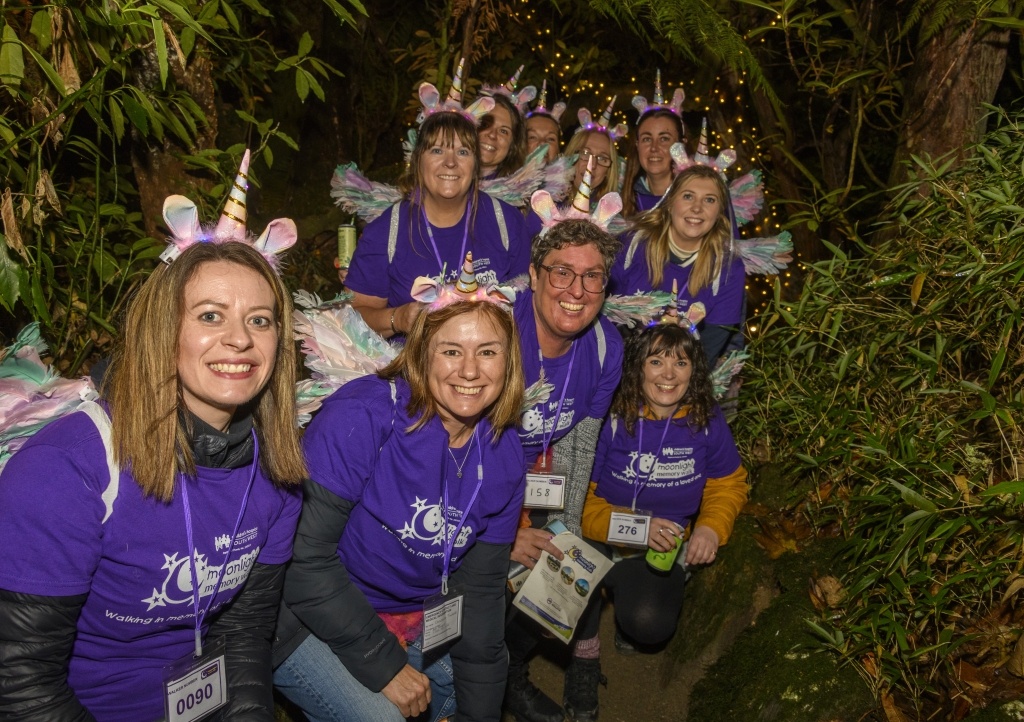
563, 322, 748, 721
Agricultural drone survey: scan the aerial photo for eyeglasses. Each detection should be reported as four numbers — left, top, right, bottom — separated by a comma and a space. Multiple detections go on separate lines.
539, 264, 608, 293
578, 148, 612, 168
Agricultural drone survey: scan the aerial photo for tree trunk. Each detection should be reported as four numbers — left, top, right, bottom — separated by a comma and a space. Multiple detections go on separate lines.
888, 22, 1009, 188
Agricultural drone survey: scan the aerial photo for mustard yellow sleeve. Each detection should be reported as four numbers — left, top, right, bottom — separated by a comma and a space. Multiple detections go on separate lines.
581, 481, 616, 543
694, 464, 749, 545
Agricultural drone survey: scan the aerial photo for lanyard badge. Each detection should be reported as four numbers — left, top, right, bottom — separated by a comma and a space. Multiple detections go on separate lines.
422, 427, 483, 652
163, 430, 259, 720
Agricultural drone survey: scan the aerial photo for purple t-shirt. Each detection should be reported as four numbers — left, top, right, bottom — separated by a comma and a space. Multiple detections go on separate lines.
302, 375, 525, 612
633, 189, 661, 213
513, 288, 624, 463
610, 233, 746, 325
0, 410, 301, 722
346, 197, 532, 307
591, 410, 741, 526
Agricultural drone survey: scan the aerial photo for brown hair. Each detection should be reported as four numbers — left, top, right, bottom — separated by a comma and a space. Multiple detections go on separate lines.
105, 241, 307, 501
530, 218, 621, 274
611, 323, 714, 435
628, 165, 732, 294
620, 110, 686, 217
378, 302, 525, 438
479, 93, 527, 177
564, 129, 621, 202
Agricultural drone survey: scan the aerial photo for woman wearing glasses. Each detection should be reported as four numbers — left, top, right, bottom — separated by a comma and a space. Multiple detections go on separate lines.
504, 218, 624, 722
563, 130, 621, 205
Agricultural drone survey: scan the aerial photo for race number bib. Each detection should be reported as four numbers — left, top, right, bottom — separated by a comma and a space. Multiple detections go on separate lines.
607, 510, 651, 548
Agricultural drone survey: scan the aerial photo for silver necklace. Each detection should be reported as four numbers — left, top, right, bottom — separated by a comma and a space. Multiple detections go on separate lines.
448, 433, 476, 479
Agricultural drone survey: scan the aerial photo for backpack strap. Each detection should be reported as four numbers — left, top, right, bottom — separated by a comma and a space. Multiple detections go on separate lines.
623, 234, 641, 270
387, 203, 402, 264
593, 319, 607, 371
491, 196, 510, 251
78, 401, 120, 524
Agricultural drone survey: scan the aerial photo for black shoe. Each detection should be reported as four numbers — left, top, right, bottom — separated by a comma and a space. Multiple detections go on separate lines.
613, 630, 638, 656
504, 662, 565, 722
563, 657, 606, 722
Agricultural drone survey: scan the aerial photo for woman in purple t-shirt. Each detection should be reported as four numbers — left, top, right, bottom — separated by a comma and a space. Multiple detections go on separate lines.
0, 240, 307, 722
274, 299, 526, 722
612, 165, 747, 366
571, 323, 749, 720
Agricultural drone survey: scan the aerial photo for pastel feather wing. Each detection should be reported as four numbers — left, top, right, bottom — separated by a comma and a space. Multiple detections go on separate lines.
734, 231, 794, 275
330, 163, 402, 223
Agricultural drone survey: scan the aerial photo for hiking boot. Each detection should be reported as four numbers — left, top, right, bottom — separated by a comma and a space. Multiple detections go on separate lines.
613, 629, 637, 656
563, 657, 606, 722
504, 661, 564, 722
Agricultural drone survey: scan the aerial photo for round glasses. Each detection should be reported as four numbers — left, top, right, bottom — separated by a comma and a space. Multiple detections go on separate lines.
540, 264, 608, 293
578, 148, 613, 168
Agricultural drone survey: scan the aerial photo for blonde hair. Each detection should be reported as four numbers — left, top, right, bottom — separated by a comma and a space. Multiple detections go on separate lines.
564, 129, 620, 201
105, 242, 306, 501
628, 165, 732, 295
379, 302, 524, 438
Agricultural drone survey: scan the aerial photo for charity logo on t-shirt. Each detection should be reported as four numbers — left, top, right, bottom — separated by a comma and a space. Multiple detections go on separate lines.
395, 496, 473, 555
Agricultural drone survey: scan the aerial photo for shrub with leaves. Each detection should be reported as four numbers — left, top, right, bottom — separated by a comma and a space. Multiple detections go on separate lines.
737, 107, 1024, 715
0, 1, 362, 372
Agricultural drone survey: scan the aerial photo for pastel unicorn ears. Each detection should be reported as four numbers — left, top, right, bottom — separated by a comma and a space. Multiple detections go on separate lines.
669, 119, 736, 176
410, 251, 515, 309
529, 80, 567, 122
632, 69, 685, 124
530, 154, 624, 236
576, 96, 628, 141
159, 149, 297, 269
417, 58, 495, 126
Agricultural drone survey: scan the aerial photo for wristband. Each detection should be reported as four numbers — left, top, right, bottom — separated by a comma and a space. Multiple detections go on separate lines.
389, 309, 398, 335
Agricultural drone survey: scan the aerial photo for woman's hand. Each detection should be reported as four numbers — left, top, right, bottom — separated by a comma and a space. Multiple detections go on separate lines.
648, 518, 682, 553
381, 664, 431, 718
511, 527, 564, 570
684, 525, 720, 565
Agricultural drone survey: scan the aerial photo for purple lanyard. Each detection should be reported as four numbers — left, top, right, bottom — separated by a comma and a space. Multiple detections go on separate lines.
181, 430, 259, 657
421, 200, 471, 279
441, 426, 484, 595
538, 343, 578, 464
632, 415, 674, 511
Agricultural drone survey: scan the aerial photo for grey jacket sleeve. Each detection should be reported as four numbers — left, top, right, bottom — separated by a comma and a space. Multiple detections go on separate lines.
0, 589, 95, 721
547, 416, 602, 535
281, 479, 408, 692
448, 541, 512, 722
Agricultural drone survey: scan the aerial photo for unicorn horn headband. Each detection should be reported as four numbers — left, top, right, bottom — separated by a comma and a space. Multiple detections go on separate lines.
632, 68, 685, 124
410, 251, 516, 309
160, 149, 297, 269
670, 118, 736, 176
575, 96, 628, 141
529, 154, 624, 235
527, 79, 566, 122
416, 57, 495, 126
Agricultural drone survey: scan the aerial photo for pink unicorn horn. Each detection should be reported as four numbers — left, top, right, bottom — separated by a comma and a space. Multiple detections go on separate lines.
659, 279, 680, 324
215, 149, 250, 239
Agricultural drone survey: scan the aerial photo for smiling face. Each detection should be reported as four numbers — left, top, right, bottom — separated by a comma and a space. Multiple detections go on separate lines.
642, 349, 692, 419
526, 115, 560, 163
669, 175, 723, 250
428, 308, 508, 439
529, 243, 606, 355
637, 114, 681, 182
479, 103, 514, 175
177, 260, 278, 431
572, 131, 612, 192
421, 132, 476, 204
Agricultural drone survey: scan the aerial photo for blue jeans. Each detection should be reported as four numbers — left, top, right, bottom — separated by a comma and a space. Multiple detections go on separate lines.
273, 633, 456, 722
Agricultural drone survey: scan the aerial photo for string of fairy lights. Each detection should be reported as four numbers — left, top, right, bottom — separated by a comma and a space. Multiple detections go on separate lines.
509, 0, 798, 334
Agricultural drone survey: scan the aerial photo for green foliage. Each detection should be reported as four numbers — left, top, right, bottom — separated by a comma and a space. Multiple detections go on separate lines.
736, 108, 1024, 711
0, 1, 361, 370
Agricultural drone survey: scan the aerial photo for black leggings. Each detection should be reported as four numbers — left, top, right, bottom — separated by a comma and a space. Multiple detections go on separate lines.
576, 546, 688, 646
